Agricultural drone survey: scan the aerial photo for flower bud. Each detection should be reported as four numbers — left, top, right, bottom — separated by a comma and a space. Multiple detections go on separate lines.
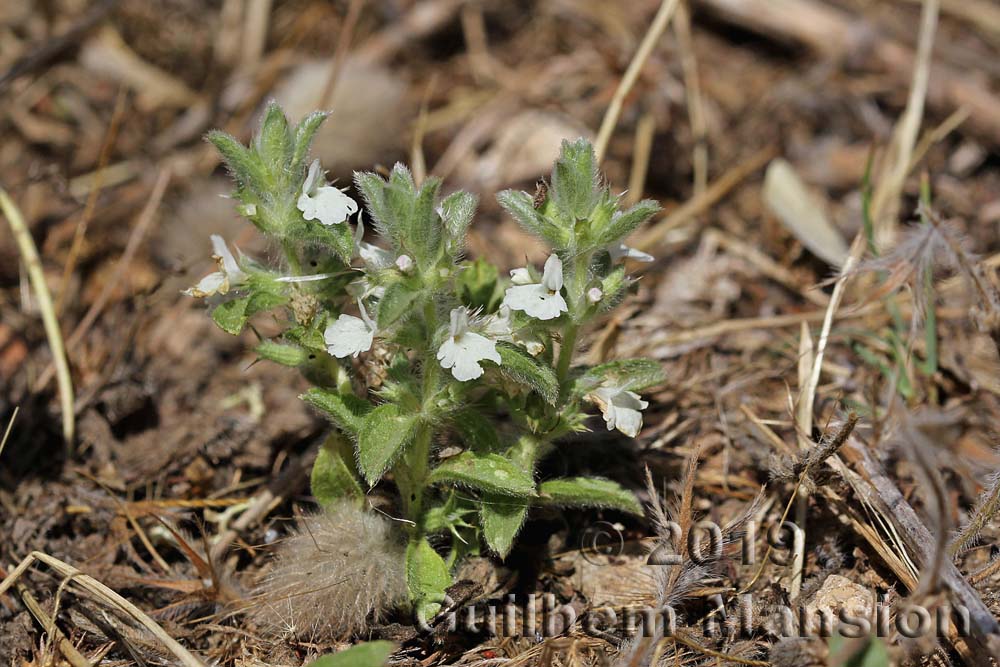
587, 287, 603, 304
395, 254, 415, 273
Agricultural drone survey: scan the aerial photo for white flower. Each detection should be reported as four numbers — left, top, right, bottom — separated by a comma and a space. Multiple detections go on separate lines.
509, 267, 532, 285
483, 305, 513, 338
395, 254, 415, 273
437, 307, 501, 381
353, 215, 394, 270
324, 301, 376, 358
297, 159, 358, 226
502, 254, 568, 321
183, 235, 247, 298
484, 305, 545, 357
609, 243, 654, 263
587, 287, 603, 304
589, 383, 649, 437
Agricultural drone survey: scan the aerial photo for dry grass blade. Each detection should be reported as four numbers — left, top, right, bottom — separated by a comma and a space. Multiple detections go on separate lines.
869, 0, 939, 242
594, 0, 681, 163
0, 405, 18, 460
1, 188, 75, 447
16, 583, 93, 667
0, 551, 205, 667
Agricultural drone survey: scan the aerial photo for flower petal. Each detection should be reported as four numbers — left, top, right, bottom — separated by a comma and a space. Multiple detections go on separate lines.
610, 243, 654, 263
183, 271, 227, 298
324, 314, 374, 358
304, 186, 358, 226
438, 331, 500, 381
541, 254, 563, 291
509, 267, 532, 285
503, 284, 567, 320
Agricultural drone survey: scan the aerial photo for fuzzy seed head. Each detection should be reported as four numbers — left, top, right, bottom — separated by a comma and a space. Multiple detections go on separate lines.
250, 501, 407, 641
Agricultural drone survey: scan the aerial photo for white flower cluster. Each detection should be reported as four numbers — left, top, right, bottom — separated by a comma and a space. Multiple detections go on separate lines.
185, 159, 653, 437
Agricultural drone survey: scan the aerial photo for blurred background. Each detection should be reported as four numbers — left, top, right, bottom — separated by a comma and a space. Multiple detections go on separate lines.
2, 0, 1000, 662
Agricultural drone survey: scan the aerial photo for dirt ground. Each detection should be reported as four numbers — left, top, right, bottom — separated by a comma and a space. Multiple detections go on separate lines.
3, 1, 1000, 666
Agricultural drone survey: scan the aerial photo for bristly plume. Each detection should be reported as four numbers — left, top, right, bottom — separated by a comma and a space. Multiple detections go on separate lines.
250, 501, 407, 641
950, 469, 1000, 558
855, 210, 975, 328
770, 413, 858, 487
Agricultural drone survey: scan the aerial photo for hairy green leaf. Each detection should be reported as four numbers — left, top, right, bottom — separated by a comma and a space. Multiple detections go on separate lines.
495, 342, 559, 404
311, 433, 363, 505
295, 218, 355, 263
456, 258, 501, 312
576, 358, 666, 394
429, 451, 534, 497
377, 280, 421, 329
409, 176, 443, 267
594, 199, 660, 247
406, 538, 451, 622
450, 409, 500, 453
440, 190, 478, 253
538, 477, 642, 514
301, 388, 372, 436
211, 297, 250, 334
291, 111, 328, 173
481, 493, 529, 559
306, 641, 396, 667
496, 189, 567, 249
551, 138, 599, 221
207, 130, 269, 196
256, 102, 293, 183
256, 340, 308, 367
358, 403, 419, 484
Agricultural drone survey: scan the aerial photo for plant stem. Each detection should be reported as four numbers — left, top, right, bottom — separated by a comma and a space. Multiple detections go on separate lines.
282, 239, 302, 275
556, 323, 578, 383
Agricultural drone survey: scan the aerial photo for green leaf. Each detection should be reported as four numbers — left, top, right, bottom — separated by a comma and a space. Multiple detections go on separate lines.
440, 190, 478, 252
384, 165, 417, 246
576, 358, 666, 394
207, 130, 269, 196
377, 281, 421, 329
211, 297, 250, 334
597, 264, 628, 311
291, 111, 328, 173
450, 409, 500, 453
594, 199, 660, 247
408, 176, 443, 268
406, 538, 451, 622
355, 171, 393, 239
429, 451, 534, 497
357, 403, 419, 484
246, 290, 289, 316
311, 433, 363, 505
256, 102, 293, 182
301, 388, 372, 436
481, 493, 529, 559
495, 342, 559, 404
257, 340, 308, 367
296, 219, 355, 263
495, 189, 567, 249
551, 138, 599, 221
306, 641, 397, 667
456, 258, 501, 312
538, 477, 642, 515
828, 635, 890, 667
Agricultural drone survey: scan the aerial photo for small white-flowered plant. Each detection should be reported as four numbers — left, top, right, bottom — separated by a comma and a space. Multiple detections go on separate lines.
183, 235, 247, 298
325, 301, 376, 358
589, 382, 649, 438
503, 254, 568, 320
437, 307, 502, 381
298, 159, 359, 226
192, 103, 664, 624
